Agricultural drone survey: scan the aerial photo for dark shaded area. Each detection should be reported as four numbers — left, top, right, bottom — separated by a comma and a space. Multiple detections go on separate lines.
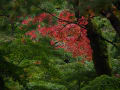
86, 19, 112, 76
64, 59, 70, 63
0, 49, 27, 89
113, 0, 120, 10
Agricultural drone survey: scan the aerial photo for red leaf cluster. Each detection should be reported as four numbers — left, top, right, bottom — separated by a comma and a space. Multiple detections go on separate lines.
21, 10, 92, 61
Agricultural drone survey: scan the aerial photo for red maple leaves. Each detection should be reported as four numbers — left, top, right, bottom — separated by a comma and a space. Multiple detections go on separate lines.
21, 10, 92, 61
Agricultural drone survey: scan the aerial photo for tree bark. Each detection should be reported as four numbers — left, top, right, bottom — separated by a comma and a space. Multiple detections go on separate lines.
86, 19, 112, 76
69, 0, 112, 76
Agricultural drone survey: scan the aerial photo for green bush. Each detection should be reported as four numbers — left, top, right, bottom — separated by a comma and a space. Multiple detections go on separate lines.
0, 37, 56, 64
0, 37, 64, 89
81, 75, 120, 90
111, 58, 120, 74
57, 62, 96, 90
27, 81, 67, 90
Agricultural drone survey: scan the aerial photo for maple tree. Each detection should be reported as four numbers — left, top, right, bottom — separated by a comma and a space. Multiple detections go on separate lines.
0, 0, 120, 77
70, 0, 120, 76
20, 0, 120, 76
0, 0, 120, 89
21, 10, 92, 62
67, 0, 113, 76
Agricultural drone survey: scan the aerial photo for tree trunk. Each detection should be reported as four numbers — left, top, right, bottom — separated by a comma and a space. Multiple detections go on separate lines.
0, 52, 5, 90
73, 0, 80, 19
0, 76, 5, 90
86, 19, 112, 76
70, 0, 112, 76
113, 0, 120, 10
11, 22, 15, 36
101, 10, 120, 37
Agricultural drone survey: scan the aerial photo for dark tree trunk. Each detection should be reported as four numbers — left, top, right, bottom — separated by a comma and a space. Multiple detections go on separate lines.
101, 10, 120, 37
11, 22, 15, 36
86, 20, 112, 76
0, 76, 5, 90
113, 0, 120, 10
0, 53, 5, 90
70, 0, 112, 76
73, 0, 80, 19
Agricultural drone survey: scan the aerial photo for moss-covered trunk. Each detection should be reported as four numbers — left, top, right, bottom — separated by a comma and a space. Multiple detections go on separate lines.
86, 19, 112, 76
70, 0, 112, 76
101, 10, 120, 37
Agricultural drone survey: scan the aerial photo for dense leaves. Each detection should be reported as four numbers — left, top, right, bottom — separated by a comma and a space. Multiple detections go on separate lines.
0, 0, 120, 90
21, 10, 92, 61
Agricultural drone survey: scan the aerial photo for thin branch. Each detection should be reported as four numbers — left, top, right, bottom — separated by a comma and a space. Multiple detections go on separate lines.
0, 14, 9, 18
37, 6, 86, 28
39, 7, 74, 23
99, 34, 117, 48
40, 7, 117, 48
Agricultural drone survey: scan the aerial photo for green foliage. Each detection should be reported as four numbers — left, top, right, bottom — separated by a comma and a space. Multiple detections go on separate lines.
0, 34, 119, 90
0, 37, 56, 64
110, 35, 120, 59
67, 0, 112, 15
1, 33, 119, 90
111, 58, 120, 74
57, 62, 96, 90
4, 77, 24, 90
81, 75, 120, 90
0, 36, 97, 90
0, 36, 61, 89
27, 81, 67, 90
0, 50, 27, 89
0, 0, 120, 90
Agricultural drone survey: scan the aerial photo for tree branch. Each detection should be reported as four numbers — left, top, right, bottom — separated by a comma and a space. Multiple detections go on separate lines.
37, 6, 86, 28
0, 15, 9, 18
99, 34, 117, 48
39, 7, 74, 23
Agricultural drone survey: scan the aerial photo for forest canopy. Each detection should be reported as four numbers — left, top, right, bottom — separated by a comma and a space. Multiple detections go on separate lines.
0, 0, 120, 90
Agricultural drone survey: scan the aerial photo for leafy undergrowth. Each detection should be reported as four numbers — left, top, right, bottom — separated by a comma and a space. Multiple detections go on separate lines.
81, 75, 120, 90
0, 37, 120, 90
0, 31, 14, 42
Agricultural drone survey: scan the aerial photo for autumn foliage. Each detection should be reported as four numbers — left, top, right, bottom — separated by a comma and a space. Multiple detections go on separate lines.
21, 10, 92, 61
